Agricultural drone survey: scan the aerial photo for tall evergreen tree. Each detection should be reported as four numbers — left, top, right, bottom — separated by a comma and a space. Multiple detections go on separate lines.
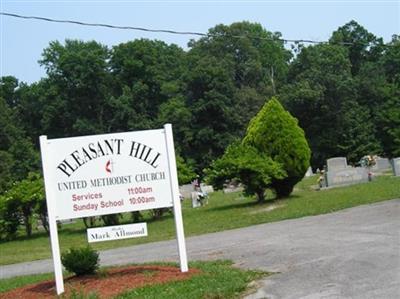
243, 97, 310, 197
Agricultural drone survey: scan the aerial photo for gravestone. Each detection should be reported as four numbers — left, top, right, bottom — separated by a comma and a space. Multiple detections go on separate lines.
223, 185, 244, 193
179, 184, 195, 199
201, 184, 214, 194
372, 157, 392, 173
326, 167, 369, 187
392, 158, 400, 176
327, 157, 348, 171
325, 156, 370, 187
59, 219, 76, 225
305, 166, 314, 177
191, 192, 201, 208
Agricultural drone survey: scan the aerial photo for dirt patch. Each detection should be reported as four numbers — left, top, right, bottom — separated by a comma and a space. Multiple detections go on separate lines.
1, 265, 200, 299
249, 203, 286, 214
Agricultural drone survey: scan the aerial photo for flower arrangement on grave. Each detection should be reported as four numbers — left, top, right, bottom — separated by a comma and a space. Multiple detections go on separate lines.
360, 155, 377, 168
360, 155, 377, 181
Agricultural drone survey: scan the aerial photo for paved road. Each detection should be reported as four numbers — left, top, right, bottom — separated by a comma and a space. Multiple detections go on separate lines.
1, 199, 399, 299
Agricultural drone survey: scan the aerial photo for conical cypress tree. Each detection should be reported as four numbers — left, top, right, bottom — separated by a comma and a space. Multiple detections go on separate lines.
243, 97, 311, 197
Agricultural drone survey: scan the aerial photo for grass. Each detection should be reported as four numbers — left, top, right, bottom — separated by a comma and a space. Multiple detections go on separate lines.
0, 272, 54, 293
0, 260, 267, 298
0, 175, 399, 265
116, 261, 266, 299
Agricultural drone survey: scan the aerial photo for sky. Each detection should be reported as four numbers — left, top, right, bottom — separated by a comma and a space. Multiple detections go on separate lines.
1, 0, 399, 84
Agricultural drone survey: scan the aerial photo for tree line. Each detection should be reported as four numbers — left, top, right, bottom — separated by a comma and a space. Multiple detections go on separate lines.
0, 20, 399, 238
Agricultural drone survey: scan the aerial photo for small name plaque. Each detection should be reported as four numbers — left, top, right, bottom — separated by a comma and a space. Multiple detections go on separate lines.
87, 223, 147, 243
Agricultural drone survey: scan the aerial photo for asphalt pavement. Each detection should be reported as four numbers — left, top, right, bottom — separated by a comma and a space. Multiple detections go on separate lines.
1, 199, 399, 299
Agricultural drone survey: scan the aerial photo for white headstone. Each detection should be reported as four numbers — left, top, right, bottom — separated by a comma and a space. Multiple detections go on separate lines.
305, 166, 314, 177
191, 192, 201, 208
326, 167, 368, 187
200, 184, 214, 193
327, 157, 348, 171
372, 157, 392, 172
392, 158, 400, 176
179, 184, 195, 199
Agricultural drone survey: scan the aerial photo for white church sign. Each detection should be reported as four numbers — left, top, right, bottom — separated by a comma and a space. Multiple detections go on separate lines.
40, 124, 187, 295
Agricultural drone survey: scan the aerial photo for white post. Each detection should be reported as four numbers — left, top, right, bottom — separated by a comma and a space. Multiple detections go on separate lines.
39, 136, 65, 294
163, 124, 189, 272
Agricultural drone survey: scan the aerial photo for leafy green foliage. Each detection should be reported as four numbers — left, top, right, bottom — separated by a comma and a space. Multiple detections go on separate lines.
39, 40, 111, 137
157, 97, 193, 155
243, 98, 311, 197
0, 173, 45, 240
280, 40, 382, 167
375, 35, 400, 157
185, 21, 292, 170
206, 142, 285, 202
330, 20, 384, 75
0, 194, 20, 241
107, 39, 186, 135
206, 98, 309, 200
0, 94, 38, 193
101, 214, 121, 226
376, 95, 400, 157
61, 246, 100, 276
281, 21, 399, 165
176, 155, 196, 184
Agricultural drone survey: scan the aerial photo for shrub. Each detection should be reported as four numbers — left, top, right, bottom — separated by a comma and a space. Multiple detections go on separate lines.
101, 214, 121, 226
0, 173, 45, 239
243, 97, 311, 197
61, 246, 100, 276
205, 142, 285, 202
176, 155, 196, 184
0, 194, 20, 240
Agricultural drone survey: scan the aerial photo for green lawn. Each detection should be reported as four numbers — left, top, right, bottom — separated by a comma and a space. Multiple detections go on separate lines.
0, 175, 399, 265
0, 260, 267, 298
0, 272, 54, 293
117, 261, 266, 299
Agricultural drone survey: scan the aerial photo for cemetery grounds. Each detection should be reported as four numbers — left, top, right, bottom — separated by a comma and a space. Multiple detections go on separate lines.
0, 174, 399, 298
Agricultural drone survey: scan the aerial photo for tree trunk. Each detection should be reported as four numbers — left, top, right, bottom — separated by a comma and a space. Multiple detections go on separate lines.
22, 208, 32, 237
256, 189, 266, 203
270, 66, 276, 95
83, 217, 90, 228
83, 217, 96, 228
38, 202, 49, 234
132, 211, 142, 222
40, 213, 49, 234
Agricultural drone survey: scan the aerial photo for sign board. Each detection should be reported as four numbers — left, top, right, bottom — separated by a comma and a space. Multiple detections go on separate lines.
87, 223, 147, 243
45, 129, 173, 220
40, 124, 187, 295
